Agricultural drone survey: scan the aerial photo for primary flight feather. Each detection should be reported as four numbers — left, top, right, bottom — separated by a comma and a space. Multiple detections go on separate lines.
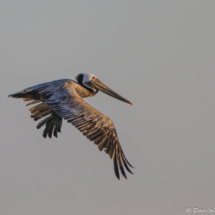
9, 73, 134, 179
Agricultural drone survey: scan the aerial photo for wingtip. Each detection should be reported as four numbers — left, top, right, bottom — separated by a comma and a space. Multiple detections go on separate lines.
122, 174, 127, 179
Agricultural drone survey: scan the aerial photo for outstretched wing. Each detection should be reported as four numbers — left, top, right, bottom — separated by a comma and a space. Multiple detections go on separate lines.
40, 80, 133, 179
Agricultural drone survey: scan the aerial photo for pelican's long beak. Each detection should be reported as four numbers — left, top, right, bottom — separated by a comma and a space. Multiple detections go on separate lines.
90, 78, 133, 105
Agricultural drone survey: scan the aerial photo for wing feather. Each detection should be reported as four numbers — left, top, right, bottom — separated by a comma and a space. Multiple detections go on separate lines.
40, 82, 133, 179
98, 136, 109, 151
117, 149, 127, 179
113, 150, 120, 179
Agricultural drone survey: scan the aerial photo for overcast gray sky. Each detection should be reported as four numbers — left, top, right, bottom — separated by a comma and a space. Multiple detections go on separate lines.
1, 1, 215, 215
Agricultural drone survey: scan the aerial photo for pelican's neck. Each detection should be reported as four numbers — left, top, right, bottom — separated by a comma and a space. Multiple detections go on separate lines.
75, 82, 98, 98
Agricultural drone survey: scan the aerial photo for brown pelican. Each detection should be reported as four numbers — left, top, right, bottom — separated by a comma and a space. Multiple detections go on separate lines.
9, 73, 134, 179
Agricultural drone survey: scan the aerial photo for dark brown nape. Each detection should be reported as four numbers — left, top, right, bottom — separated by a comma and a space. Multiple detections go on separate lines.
77, 74, 84, 86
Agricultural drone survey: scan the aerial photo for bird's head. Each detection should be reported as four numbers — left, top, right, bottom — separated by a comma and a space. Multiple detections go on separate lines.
76, 73, 133, 105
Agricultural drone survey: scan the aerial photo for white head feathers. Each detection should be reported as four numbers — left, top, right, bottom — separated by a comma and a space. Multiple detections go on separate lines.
76, 73, 97, 93
82, 73, 97, 83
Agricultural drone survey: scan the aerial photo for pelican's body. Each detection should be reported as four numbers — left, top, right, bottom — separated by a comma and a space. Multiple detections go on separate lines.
9, 73, 133, 179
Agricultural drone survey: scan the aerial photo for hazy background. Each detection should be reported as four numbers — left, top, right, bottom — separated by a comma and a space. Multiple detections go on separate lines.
0, 1, 215, 214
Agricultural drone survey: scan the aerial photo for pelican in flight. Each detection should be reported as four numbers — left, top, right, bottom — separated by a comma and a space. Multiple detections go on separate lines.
9, 73, 133, 179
